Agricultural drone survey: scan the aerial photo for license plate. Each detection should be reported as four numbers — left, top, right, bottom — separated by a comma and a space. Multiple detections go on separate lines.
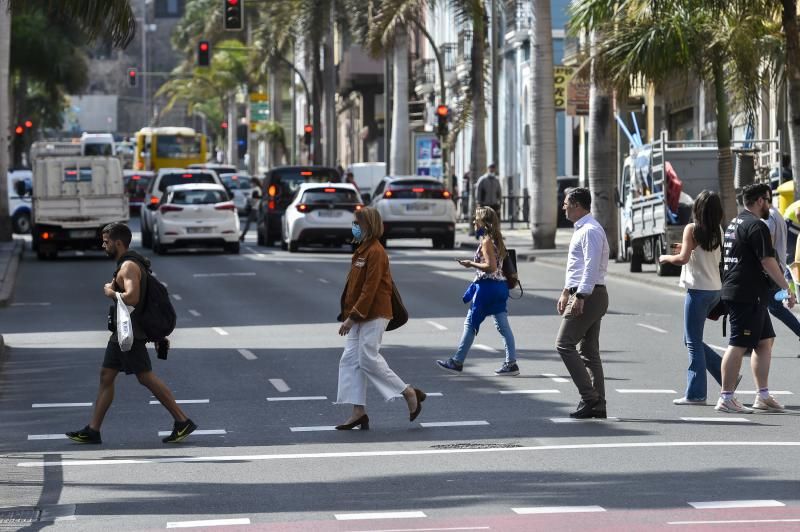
317, 210, 343, 217
406, 203, 431, 211
70, 230, 96, 239
187, 227, 213, 234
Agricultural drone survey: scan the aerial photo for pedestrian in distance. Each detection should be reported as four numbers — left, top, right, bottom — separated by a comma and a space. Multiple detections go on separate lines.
658, 190, 727, 405
239, 176, 262, 242
476, 163, 502, 216
717, 183, 794, 414
437, 206, 518, 376
66, 223, 196, 444
335, 207, 426, 430
556, 188, 609, 419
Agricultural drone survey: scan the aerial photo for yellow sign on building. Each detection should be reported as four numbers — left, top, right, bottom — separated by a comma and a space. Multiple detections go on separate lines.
554, 66, 573, 109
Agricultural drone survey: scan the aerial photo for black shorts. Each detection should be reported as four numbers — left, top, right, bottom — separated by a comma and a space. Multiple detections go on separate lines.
103, 339, 152, 375
726, 301, 775, 349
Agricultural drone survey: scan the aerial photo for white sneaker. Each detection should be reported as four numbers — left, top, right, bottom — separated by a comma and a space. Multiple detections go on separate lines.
752, 394, 785, 412
673, 397, 707, 406
715, 396, 754, 414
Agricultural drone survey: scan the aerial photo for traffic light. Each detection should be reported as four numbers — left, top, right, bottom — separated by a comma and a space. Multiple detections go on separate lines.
436, 104, 449, 138
128, 68, 138, 88
14, 125, 24, 135
223, 0, 244, 31
303, 124, 313, 146
24, 120, 33, 128
198, 41, 211, 67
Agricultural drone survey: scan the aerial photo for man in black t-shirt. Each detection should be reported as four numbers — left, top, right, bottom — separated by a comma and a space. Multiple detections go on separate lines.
718, 183, 795, 414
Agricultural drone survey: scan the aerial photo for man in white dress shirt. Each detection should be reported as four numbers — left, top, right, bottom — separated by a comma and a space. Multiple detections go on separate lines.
556, 188, 610, 419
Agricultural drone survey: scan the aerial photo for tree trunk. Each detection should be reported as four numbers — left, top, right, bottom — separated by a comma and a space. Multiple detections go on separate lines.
323, 1, 337, 166
712, 58, 736, 221
529, 0, 557, 248
468, 13, 487, 223
587, 33, 617, 257
311, 36, 323, 165
0, 7, 11, 241
390, 30, 410, 175
782, 0, 800, 200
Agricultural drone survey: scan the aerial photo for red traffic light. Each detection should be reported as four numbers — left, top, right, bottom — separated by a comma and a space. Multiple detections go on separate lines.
15, 125, 24, 135
227, 0, 238, 5
199, 42, 209, 52
221, 121, 228, 129
303, 124, 313, 134
24, 120, 33, 128
436, 104, 449, 117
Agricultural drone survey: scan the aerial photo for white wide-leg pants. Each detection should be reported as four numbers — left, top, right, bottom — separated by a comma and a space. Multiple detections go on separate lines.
336, 318, 407, 405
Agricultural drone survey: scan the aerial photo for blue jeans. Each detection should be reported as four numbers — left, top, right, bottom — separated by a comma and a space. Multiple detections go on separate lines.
683, 289, 723, 401
768, 298, 800, 338
453, 309, 516, 364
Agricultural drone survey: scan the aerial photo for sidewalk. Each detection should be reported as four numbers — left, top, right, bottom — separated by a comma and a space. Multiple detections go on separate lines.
456, 223, 683, 293
0, 239, 25, 364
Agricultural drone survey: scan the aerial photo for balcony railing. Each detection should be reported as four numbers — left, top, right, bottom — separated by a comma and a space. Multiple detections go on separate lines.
457, 29, 473, 65
413, 58, 436, 94
441, 43, 458, 73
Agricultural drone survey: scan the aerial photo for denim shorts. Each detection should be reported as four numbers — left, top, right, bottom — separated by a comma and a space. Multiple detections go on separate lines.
726, 301, 775, 349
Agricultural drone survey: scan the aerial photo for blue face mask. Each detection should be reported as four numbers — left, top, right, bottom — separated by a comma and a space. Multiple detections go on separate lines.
352, 223, 362, 241
475, 227, 486, 238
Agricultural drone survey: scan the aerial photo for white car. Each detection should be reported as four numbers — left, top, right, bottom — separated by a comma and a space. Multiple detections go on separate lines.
219, 172, 259, 215
370, 176, 457, 248
8, 170, 33, 234
151, 184, 240, 255
281, 183, 363, 252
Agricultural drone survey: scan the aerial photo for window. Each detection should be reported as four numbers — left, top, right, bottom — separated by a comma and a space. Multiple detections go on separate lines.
155, 0, 184, 18
170, 189, 228, 205
301, 189, 360, 204
158, 173, 216, 192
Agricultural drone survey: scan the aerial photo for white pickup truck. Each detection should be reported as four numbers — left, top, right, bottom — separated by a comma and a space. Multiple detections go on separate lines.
30, 144, 128, 259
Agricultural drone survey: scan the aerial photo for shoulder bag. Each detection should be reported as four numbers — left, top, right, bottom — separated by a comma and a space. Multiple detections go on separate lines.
386, 281, 409, 331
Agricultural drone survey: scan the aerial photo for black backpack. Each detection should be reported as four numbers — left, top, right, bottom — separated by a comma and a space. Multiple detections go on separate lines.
119, 256, 176, 341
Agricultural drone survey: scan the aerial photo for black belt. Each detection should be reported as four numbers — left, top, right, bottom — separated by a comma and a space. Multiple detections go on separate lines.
568, 285, 604, 295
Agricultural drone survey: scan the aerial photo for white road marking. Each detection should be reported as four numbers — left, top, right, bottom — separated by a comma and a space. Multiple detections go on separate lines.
474, 344, 498, 352
688, 500, 785, 509
32, 403, 92, 408
75, 251, 84, 257
542, 373, 570, 383
636, 323, 668, 334
498, 390, 560, 395
157, 429, 226, 437
345, 528, 490, 532
512, 506, 606, 514
188, 310, 201, 317
172, 294, 182, 301
192, 272, 256, 278
426, 320, 448, 331
269, 378, 290, 392
419, 421, 490, 428
267, 396, 327, 402
212, 327, 228, 336
680, 417, 751, 423
290, 426, 339, 432
295, 268, 304, 274
21, 441, 800, 468
335, 512, 427, 521
616, 389, 677, 394
150, 400, 209, 405
11, 302, 51, 307
425, 392, 444, 397
237, 348, 257, 360
318, 278, 329, 284
27, 434, 68, 440
550, 417, 620, 423
738, 390, 793, 395
668, 518, 800, 525
166, 518, 251, 528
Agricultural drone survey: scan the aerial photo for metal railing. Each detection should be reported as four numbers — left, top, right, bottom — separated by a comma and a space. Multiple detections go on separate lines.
455, 195, 531, 228
457, 29, 473, 64
441, 43, 458, 73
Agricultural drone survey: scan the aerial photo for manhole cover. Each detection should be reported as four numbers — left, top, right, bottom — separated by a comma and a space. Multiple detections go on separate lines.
431, 442, 523, 450
0, 508, 40, 524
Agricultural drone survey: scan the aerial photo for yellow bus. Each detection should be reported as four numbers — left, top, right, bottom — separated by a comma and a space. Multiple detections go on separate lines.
133, 127, 207, 172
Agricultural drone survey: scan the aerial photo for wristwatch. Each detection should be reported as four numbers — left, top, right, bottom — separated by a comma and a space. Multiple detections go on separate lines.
575, 293, 586, 300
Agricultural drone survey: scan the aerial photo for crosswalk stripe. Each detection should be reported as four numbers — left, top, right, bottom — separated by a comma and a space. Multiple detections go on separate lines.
513, 506, 606, 514
269, 379, 290, 392
157, 429, 226, 437
680, 417, 750, 423
420, 421, 489, 428
499, 390, 560, 395
334, 511, 427, 521
32, 403, 92, 408
166, 518, 251, 528
688, 500, 785, 509
150, 400, 209, 405
290, 426, 338, 432
267, 396, 327, 402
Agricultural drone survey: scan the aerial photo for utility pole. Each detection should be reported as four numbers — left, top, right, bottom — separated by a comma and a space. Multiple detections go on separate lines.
384, 54, 392, 173
0, 5, 11, 241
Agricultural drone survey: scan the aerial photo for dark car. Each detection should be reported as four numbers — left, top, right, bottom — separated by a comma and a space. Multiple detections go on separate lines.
256, 166, 341, 246
123, 170, 154, 213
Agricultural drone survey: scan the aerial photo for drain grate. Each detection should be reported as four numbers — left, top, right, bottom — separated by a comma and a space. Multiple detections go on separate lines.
0, 508, 41, 525
431, 442, 523, 450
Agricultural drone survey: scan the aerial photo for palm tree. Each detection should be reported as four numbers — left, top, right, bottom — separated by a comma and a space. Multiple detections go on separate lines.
529, 0, 558, 249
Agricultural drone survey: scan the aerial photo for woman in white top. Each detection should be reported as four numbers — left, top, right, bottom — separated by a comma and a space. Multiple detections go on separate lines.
658, 190, 724, 404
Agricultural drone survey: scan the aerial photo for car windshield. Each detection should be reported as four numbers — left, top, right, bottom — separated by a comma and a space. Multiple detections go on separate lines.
221, 174, 253, 190
170, 189, 228, 205
158, 173, 216, 192
155, 135, 202, 159
387, 180, 445, 199
83, 143, 113, 156
125, 175, 152, 196
301, 188, 360, 204
269, 168, 340, 197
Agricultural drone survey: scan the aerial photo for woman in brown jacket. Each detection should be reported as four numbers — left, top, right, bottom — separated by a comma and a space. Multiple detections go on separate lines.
335, 207, 425, 430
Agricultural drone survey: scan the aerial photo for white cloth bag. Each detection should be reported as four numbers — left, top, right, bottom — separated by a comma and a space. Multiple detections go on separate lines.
116, 293, 134, 352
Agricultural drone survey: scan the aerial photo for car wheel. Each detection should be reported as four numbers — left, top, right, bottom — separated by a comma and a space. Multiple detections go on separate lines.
288, 240, 299, 252
225, 242, 240, 254
442, 234, 456, 250
280, 239, 288, 251
12, 211, 31, 234
153, 228, 167, 255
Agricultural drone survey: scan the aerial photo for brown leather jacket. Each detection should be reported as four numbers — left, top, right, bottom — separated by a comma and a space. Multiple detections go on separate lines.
339, 239, 393, 322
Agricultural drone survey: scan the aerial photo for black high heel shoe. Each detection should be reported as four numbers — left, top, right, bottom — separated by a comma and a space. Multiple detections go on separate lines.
336, 414, 369, 430
409, 387, 426, 422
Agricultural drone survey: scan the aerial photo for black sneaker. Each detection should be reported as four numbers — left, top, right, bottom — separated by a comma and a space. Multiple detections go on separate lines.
162, 418, 197, 443
569, 399, 606, 419
436, 358, 463, 374
66, 425, 101, 444
495, 362, 520, 376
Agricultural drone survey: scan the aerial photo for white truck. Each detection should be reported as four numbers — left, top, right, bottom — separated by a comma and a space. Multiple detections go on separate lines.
616, 131, 779, 275
28, 141, 128, 260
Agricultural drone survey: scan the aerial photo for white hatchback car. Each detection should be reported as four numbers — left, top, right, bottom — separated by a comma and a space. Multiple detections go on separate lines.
152, 183, 240, 255
370, 176, 457, 248
282, 183, 363, 252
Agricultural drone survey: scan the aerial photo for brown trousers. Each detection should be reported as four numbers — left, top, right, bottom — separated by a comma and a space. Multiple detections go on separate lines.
555, 286, 609, 403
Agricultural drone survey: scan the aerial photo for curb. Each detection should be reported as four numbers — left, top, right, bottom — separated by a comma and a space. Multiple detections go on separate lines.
0, 239, 24, 308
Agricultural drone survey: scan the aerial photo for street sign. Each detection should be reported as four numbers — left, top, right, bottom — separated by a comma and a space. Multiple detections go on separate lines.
567, 77, 590, 116
554, 66, 573, 109
249, 92, 268, 102
250, 101, 270, 122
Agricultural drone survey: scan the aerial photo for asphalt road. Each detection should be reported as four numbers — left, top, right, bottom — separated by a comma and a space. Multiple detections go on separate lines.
1, 217, 799, 531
